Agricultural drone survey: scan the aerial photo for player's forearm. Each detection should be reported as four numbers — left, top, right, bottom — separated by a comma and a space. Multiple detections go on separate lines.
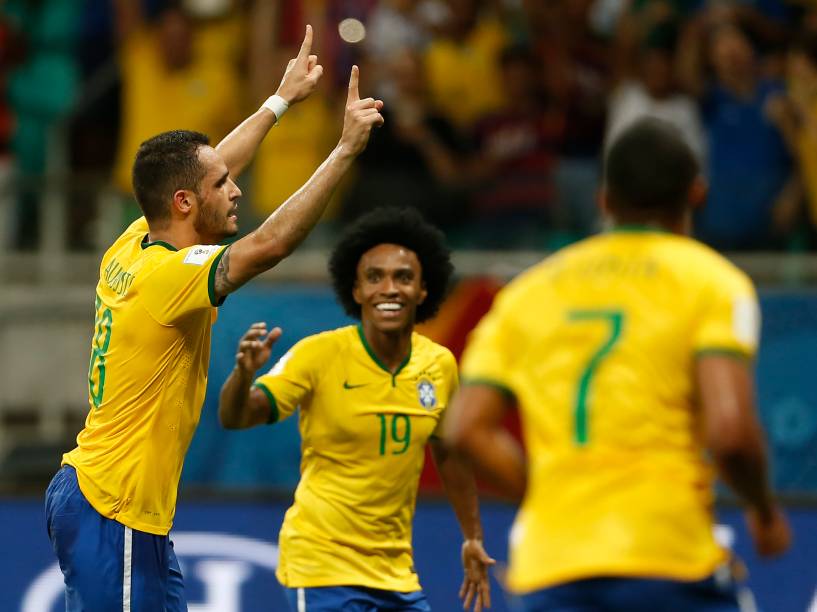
715, 439, 776, 520
215, 108, 278, 179
457, 429, 526, 502
244, 145, 355, 268
219, 367, 256, 429
431, 442, 483, 541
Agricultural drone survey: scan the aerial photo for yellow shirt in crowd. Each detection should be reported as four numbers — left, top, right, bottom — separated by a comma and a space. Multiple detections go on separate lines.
113, 23, 242, 193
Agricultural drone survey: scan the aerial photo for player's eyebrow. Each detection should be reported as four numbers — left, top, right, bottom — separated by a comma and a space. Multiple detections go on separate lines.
214, 170, 229, 187
365, 264, 413, 273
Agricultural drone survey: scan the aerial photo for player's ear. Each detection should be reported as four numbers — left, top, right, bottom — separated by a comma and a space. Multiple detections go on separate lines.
689, 176, 707, 210
418, 281, 428, 305
352, 280, 363, 306
171, 189, 195, 217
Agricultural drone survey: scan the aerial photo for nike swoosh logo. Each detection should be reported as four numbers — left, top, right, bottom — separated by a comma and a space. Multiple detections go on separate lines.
343, 381, 368, 390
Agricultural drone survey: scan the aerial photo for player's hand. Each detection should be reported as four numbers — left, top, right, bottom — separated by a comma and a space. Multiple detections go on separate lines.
338, 65, 384, 157
459, 539, 495, 612
235, 323, 282, 375
745, 504, 791, 558
275, 25, 323, 105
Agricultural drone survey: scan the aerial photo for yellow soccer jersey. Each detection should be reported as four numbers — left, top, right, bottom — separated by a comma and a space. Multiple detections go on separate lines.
254, 325, 458, 591
460, 228, 760, 593
63, 217, 228, 535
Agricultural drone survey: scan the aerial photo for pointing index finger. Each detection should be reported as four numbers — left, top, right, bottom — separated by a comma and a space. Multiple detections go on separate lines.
347, 65, 360, 103
296, 24, 313, 63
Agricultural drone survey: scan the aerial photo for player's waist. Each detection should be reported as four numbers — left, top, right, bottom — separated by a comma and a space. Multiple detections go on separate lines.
506, 551, 728, 593
62, 452, 178, 533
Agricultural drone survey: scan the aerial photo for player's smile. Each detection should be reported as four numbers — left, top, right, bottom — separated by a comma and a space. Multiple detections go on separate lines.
375, 301, 404, 318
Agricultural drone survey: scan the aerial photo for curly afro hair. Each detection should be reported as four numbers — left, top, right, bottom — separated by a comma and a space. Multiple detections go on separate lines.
329, 207, 453, 323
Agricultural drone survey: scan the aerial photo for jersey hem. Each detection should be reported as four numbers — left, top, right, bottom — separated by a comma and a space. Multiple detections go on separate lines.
61, 459, 172, 536
276, 573, 422, 593
507, 557, 726, 594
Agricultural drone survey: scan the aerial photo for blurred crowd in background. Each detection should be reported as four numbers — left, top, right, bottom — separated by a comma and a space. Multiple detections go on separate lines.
2, 0, 817, 252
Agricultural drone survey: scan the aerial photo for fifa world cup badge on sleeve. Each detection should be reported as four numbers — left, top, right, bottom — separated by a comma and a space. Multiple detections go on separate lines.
183, 244, 221, 266
417, 379, 437, 409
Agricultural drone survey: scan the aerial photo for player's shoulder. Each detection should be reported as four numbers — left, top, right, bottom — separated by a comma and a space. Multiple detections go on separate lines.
491, 246, 568, 307
292, 325, 357, 356
104, 217, 148, 255
655, 234, 753, 291
99, 217, 151, 276
412, 333, 457, 369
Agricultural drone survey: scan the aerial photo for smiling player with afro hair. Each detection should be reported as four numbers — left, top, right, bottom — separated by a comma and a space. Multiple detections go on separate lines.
328, 207, 454, 323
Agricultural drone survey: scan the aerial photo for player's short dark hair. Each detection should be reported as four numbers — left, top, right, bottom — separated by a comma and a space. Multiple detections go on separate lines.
132, 130, 210, 223
605, 117, 698, 218
329, 207, 453, 323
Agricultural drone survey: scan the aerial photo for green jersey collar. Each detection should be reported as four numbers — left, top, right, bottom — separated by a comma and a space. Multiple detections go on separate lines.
608, 223, 670, 234
356, 324, 412, 385
141, 235, 179, 251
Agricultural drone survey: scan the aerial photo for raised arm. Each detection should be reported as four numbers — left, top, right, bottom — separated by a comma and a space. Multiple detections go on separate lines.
216, 25, 323, 178
696, 354, 791, 557
220, 323, 281, 429
212, 65, 384, 300
676, 15, 707, 99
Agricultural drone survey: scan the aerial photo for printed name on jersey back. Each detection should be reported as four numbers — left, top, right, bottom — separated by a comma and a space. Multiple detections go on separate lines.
183, 245, 221, 266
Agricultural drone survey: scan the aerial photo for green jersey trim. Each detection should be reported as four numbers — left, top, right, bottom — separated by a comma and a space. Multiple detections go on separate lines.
694, 347, 752, 360
356, 324, 412, 387
140, 236, 179, 251
207, 246, 229, 307
253, 382, 279, 424
609, 224, 670, 234
461, 377, 516, 401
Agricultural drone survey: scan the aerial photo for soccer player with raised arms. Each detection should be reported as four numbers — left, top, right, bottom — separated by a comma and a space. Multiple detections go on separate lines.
44, 26, 385, 611
446, 118, 791, 611
219, 208, 495, 612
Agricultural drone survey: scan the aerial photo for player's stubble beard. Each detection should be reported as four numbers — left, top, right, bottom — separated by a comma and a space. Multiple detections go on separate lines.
195, 197, 238, 244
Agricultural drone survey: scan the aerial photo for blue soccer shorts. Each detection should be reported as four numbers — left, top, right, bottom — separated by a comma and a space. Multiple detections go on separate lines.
513, 572, 746, 612
45, 465, 186, 612
284, 585, 432, 611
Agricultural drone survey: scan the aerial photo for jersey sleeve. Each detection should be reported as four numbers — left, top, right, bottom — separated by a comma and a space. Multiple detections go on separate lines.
693, 267, 760, 358
431, 349, 459, 439
459, 285, 519, 397
253, 336, 321, 424
140, 244, 228, 325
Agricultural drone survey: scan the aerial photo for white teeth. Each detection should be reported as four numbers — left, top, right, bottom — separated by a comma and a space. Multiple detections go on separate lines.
376, 303, 402, 311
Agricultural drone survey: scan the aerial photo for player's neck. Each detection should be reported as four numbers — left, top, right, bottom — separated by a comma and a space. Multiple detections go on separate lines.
146, 221, 207, 251
360, 321, 412, 373
610, 213, 689, 236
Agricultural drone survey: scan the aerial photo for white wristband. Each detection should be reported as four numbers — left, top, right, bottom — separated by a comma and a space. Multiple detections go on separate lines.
262, 95, 289, 124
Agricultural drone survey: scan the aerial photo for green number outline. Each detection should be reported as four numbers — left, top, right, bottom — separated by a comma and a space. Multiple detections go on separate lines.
377, 413, 412, 455
567, 309, 624, 445
88, 295, 113, 408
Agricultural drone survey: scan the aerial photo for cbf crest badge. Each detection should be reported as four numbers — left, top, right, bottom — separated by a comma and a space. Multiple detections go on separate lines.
417, 379, 437, 409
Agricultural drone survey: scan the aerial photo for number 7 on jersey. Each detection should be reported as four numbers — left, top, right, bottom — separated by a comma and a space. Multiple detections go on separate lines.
567, 310, 624, 445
